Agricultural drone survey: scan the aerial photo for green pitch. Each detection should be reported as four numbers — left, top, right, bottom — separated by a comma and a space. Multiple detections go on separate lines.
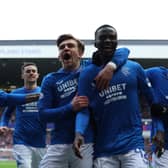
0, 160, 16, 168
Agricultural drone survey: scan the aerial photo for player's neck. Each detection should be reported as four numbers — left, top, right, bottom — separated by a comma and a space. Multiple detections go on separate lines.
24, 82, 37, 90
63, 62, 80, 71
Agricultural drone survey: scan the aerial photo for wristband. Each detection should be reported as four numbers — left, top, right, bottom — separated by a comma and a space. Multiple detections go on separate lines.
107, 62, 117, 70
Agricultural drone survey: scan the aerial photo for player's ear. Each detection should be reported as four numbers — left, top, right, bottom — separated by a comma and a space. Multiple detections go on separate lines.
36, 72, 40, 79
58, 54, 62, 62
78, 51, 83, 59
94, 42, 98, 48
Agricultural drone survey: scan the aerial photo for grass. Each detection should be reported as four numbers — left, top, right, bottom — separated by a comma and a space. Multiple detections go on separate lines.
0, 160, 16, 168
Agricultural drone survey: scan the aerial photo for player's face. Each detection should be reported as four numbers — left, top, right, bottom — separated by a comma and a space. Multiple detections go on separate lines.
22, 65, 39, 83
58, 39, 82, 70
95, 27, 117, 56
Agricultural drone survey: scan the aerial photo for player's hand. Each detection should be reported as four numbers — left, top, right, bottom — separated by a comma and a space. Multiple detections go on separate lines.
73, 132, 84, 159
71, 95, 89, 112
152, 130, 165, 157
95, 63, 115, 90
0, 126, 10, 135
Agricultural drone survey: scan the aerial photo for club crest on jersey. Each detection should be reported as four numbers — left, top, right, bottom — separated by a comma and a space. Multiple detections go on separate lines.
121, 67, 130, 76
146, 78, 152, 87
39, 93, 44, 100
91, 81, 96, 88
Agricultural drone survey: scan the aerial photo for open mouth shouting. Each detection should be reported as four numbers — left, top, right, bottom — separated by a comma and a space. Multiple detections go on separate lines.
63, 53, 71, 60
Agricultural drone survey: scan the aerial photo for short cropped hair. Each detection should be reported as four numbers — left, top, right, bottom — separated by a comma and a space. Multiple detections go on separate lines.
56, 34, 85, 54
21, 62, 37, 73
95, 24, 117, 37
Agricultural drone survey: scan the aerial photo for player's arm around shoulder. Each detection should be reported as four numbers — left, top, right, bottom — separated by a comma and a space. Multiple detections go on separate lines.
95, 47, 130, 90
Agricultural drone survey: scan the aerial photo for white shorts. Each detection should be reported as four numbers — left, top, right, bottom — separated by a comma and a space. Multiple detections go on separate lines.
152, 149, 168, 168
94, 148, 149, 168
13, 144, 46, 168
39, 143, 93, 168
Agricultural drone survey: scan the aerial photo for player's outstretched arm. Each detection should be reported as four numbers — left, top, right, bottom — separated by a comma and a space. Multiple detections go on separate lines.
25, 93, 40, 103
0, 90, 40, 107
0, 89, 40, 107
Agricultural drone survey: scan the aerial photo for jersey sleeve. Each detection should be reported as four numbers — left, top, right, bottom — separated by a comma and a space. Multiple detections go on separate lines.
111, 47, 130, 69
151, 117, 164, 140
0, 106, 16, 127
153, 118, 164, 132
75, 68, 93, 135
136, 64, 157, 104
145, 68, 156, 85
0, 90, 26, 107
